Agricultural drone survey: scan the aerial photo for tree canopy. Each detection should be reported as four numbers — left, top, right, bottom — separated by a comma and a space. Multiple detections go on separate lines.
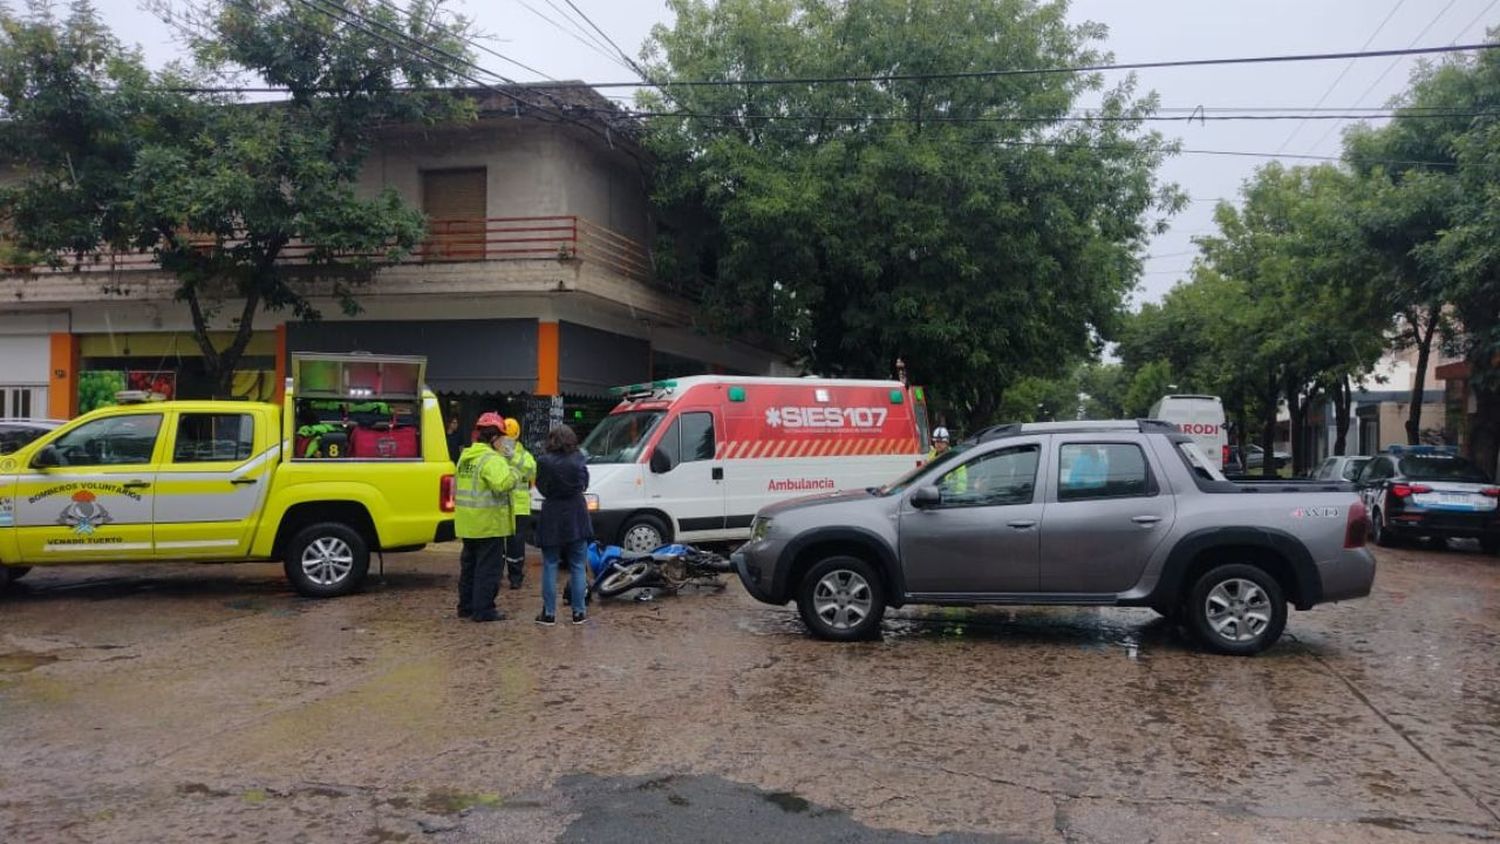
640, 0, 1181, 429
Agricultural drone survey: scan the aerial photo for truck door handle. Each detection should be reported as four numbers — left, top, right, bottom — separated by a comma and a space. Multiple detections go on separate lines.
230, 477, 258, 485
712, 467, 724, 480
1132, 515, 1162, 525
122, 480, 150, 489
1007, 520, 1037, 530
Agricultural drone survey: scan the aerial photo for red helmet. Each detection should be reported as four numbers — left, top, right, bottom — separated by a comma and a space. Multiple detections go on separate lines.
475, 411, 507, 430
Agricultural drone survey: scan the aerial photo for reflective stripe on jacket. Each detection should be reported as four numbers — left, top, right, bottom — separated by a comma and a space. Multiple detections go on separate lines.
454, 443, 518, 539
510, 444, 537, 517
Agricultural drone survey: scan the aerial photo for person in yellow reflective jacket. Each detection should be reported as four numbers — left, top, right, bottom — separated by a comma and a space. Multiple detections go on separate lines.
502, 417, 538, 590
454, 412, 519, 622
926, 426, 967, 495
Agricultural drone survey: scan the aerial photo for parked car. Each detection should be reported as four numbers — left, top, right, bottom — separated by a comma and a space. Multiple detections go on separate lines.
1229, 443, 1290, 472
733, 420, 1375, 655
0, 419, 63, 455
1354, 446, 1499, 553
1312, 455, 1371, 483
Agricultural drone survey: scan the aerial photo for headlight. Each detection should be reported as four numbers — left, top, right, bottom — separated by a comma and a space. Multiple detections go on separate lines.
750, 516, 773, 541
585, 493, 601, 512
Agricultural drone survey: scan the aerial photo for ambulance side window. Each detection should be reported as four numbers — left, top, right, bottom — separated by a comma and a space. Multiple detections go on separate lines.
680, 412, 715, 462
654, 412, 715, 470
173, 414, 255, 463
48, 415, 163, 466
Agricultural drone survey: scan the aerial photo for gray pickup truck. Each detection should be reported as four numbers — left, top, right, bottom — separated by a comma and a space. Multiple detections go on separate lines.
732, 420, 1375, 655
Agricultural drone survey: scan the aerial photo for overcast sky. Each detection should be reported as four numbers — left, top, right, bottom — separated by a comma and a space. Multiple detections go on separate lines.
99, 0, 1500, 305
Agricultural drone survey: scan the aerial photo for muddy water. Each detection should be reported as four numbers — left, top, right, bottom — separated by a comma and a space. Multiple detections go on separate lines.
0, 546, 1496, 842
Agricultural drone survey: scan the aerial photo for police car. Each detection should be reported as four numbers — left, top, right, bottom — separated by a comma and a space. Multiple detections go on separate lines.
1355, 445, 1500, 553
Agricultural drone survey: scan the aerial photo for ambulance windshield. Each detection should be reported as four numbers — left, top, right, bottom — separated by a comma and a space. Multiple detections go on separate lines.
582, 410, 667, 464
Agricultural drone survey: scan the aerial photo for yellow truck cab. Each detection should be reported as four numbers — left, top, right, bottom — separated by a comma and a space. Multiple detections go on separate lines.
0, 353, 456, 598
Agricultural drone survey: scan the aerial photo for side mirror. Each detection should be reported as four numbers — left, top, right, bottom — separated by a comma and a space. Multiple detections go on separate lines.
31, 445, 60, 469
649, 449, 673, 474
911, 485, 941, 509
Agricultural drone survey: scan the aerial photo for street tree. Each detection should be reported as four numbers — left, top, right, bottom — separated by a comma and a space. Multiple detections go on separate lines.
0, 0, 475, 397
640, 0, 1182, 429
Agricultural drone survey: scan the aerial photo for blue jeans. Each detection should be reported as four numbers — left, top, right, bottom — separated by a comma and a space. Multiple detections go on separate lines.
542, 540, 588, 616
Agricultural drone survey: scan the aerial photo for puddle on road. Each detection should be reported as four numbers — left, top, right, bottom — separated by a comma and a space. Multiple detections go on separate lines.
0, 652, 59, 673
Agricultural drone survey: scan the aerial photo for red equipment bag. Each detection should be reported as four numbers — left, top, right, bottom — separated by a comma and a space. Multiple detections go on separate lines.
351, 422, 418, 458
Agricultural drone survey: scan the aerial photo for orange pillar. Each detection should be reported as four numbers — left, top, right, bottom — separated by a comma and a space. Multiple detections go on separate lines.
537, 321, 560, 395
273, 323, 288, 403
48, 332, 79, 419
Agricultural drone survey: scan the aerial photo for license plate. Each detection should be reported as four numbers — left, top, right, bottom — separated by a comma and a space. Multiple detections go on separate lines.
1439, 493, 1472, 506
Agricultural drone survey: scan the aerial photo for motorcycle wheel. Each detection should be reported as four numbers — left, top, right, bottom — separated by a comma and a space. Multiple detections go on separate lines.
594, 561, 656, 598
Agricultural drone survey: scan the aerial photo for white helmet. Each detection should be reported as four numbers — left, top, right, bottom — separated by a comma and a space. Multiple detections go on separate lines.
932, 426, 950, 442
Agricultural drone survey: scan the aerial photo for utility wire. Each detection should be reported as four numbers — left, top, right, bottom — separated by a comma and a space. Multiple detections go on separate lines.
512, 0, 636, 74
1275, 0, 1409, 153
558, 0, 649, 81
586, 106, 1500, 124
1305, 0, 1464, 152
1451, 0, 1500, 44
579, 41, 1500, 89
291, 0, 633, 157
542, 0, 624, 58
373, 0, 555, 81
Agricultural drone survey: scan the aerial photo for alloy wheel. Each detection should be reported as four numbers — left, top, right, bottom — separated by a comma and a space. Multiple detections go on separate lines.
812, 569, 873, 631
1204, 578, 1271, 643
301, 537, 355, 586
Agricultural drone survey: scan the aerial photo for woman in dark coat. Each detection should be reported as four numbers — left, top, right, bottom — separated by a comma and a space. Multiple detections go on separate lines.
534, 424, 593, 625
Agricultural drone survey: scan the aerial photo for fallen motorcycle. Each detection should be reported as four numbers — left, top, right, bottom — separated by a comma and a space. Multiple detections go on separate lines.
588, 542, 734, 599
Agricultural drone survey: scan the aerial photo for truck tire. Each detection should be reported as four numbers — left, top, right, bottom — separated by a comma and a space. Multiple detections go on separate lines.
284, 523, 370, 598
796, 555, 886, 642
0, 566, 10, 593
1185, 563, 1286, 656
619, 513, 670, 555
7, 566, 30, 581
1481, 535, 1500, 556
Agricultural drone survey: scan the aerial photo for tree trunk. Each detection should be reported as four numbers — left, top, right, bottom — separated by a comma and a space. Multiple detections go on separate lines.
1260, 370, 1279, 480
1405, 309, 1440, 445
1333, 375, 1352, 457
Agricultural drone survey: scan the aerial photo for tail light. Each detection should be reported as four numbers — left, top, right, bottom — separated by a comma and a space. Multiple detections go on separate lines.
440, 474, 455, 512
1345, 499, 1367, 549
1481, 487, 1500, 498
1390, 483, 1431, 498
1222, 444, 1230, 467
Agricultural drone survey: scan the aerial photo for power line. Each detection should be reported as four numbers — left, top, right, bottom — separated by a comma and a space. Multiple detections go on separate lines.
586, 106, 1500, 124
372, 0, 555, 82
1275, 0, 1409, 153
1451, 0, 1500, 44
1305, 0, 1465, 152
558, 0, 649, 82
579, 41, 1500, 89
512, 0, 636, 75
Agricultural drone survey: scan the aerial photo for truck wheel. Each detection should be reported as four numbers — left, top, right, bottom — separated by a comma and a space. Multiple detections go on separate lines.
1186, 563, 1286, 656
619, 514, 670, 555
7, 566, 30, 581
284, 523, 370, 598
0, 566, 10, 593
1481, 535, 1500, 556
796, 556, 886, 641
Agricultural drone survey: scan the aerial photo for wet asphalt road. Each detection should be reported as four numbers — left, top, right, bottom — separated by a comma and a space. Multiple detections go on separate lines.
0, 542, 1497, 843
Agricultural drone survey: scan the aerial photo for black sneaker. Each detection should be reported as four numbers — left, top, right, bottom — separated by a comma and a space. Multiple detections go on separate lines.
535, 613, 556, 626
457, 608, 472, 619
571, 612, 587, 625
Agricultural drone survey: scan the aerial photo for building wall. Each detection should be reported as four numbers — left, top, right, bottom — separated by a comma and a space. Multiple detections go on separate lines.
362, 120, 650, 244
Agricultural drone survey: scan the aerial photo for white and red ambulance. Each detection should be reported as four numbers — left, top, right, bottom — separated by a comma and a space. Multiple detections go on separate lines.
576, 376, 931, 551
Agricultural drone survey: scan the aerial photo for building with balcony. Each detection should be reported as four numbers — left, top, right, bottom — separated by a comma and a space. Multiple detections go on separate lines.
0, 85, 791, 436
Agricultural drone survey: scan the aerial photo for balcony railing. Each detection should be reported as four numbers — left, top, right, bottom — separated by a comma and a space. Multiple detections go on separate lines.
0, 215, 656, 285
